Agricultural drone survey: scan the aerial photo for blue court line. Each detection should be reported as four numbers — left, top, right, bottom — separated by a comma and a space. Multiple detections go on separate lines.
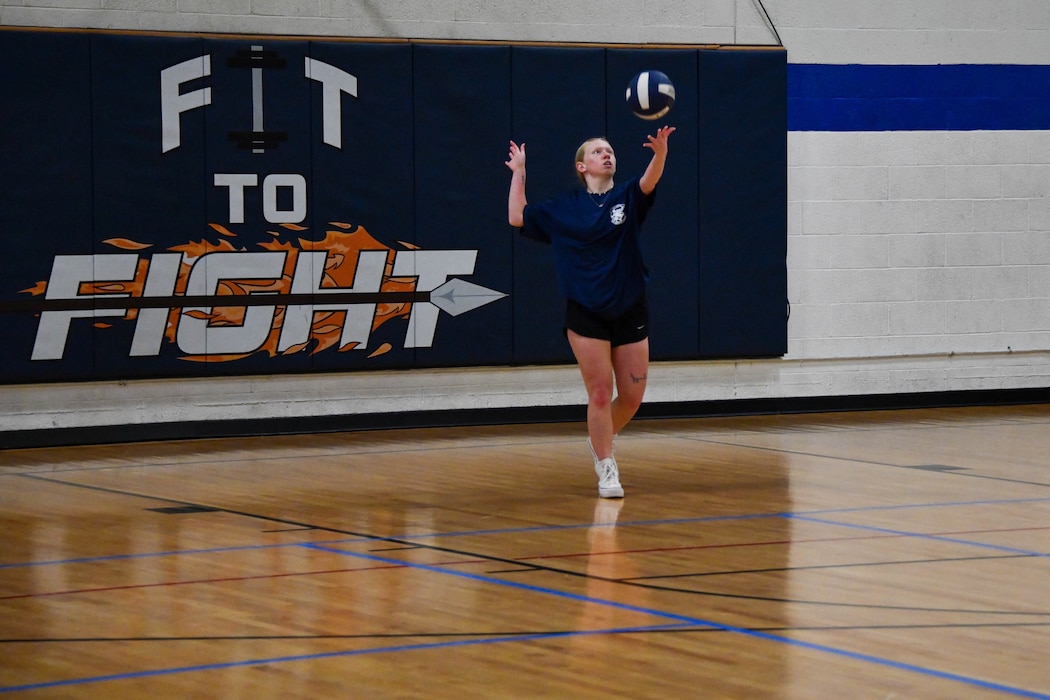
0, 514, 786, 571
380, 496, 1050, 543
294, 543, 1049, 699
3, 495, 1049, 571
799, 496, 1050, 517
789, 515, 1050, 558
0, 623, 692, 693
3, 527, 1049, 694
2, 560, 1045, 698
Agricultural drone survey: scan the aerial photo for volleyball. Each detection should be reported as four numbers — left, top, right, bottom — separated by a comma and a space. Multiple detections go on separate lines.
625, 70, 675, 120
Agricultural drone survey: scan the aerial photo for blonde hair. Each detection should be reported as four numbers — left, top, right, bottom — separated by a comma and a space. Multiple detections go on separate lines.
574, 137, 609, 184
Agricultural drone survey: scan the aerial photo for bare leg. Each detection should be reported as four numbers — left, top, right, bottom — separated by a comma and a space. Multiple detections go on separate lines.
567, 330, 615, 460
610, 338, 649, 434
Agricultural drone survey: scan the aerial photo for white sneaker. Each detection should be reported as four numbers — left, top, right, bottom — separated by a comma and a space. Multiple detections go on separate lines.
595, 457, 624, 499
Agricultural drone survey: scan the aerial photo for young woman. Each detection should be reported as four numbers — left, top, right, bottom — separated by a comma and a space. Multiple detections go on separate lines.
506, 125, 675, 498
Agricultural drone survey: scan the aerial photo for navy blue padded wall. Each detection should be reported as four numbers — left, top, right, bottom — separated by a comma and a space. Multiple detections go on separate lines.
0, 31, 94, 383
413, 44, 514, 367
697, 49, 787, 358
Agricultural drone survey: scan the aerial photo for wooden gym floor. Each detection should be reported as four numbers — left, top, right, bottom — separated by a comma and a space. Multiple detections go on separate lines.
1, 404, 1049, 698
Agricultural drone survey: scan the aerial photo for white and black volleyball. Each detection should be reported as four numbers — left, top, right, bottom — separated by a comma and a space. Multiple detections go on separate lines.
625, 70, 676, 120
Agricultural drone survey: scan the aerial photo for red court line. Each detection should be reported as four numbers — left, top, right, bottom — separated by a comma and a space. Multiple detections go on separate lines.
0, 564, 406, 601
4, 525, 1047, 601
0, 553, 492, 601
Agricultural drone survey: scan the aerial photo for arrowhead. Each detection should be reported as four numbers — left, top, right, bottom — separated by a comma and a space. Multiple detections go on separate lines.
429, 278, 508, 316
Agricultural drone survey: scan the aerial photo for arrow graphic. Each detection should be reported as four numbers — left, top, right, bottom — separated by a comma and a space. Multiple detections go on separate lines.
2, 279, 508, 316
428, 278, 508, 317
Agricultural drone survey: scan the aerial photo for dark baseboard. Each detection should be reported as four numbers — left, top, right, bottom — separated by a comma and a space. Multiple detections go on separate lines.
3, 386, 1049, 450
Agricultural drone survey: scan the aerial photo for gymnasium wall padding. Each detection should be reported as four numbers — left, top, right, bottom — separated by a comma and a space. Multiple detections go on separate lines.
0, 31, 95, 383
697, 49, 789, 358
0, 30, 787, 384
413, 43, 514, 367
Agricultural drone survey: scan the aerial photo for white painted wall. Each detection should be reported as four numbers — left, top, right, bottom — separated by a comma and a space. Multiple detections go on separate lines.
2, 0, 1049, 436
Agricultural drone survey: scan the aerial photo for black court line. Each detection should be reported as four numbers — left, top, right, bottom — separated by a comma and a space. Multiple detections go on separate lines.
627, 553, 1036, 581
7, 477, 1050, 696
5, 620, 1050, 646
298, 542, 1050, 699
6, 409, 1047, 479
682, 435, 1050, 489
13, 473, 1050, 617
0, 436, 595, 476
368, 544, 425, 552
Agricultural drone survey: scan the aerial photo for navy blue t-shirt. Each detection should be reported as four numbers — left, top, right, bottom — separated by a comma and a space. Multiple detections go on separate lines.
518, 176, 655, 319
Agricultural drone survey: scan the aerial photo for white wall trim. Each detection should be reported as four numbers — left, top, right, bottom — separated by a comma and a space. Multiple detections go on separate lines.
3, 351, 1049, 433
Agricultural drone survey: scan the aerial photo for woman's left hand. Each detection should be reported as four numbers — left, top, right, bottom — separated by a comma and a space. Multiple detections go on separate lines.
643, 125, 676, 155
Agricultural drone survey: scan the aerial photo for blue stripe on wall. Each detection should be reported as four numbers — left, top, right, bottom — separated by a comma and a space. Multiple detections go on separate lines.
789, 64, 1050, 131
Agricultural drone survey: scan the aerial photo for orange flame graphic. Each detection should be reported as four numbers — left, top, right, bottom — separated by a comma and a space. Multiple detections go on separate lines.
26, 223, 415, 363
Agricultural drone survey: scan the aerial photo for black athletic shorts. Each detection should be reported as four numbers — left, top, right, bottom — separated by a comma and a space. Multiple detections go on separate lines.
564, 294, 649, 347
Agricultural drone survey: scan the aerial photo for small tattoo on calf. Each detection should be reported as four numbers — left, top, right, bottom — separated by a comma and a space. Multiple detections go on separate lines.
631, 372, 647, 383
